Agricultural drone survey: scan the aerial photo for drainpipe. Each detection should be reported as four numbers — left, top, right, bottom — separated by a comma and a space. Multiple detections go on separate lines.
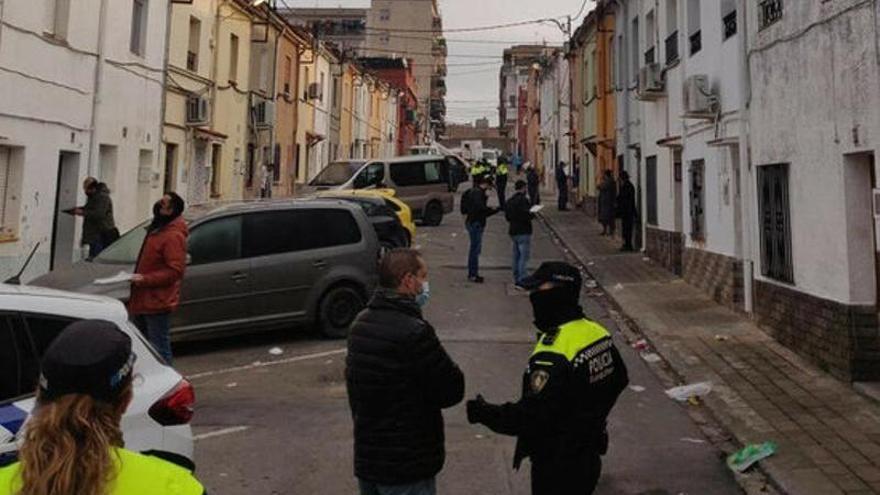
737, 0, 755, 314
159, 0, 174, 192
87, 0, 109, 177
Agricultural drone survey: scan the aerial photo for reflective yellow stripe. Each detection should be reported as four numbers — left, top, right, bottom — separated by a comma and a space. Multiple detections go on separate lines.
532, 319, 611, 362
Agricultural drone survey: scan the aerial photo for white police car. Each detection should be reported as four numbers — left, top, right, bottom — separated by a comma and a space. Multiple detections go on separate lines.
0, 284, 195, 468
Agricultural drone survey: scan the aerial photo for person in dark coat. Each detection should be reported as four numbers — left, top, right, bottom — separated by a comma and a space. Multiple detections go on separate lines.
346, 249, 465, 495
616, 171, 637, 252
598, 170, 617, 236
526, 164, 541, 206
556, 162, 569, 211
505, 180, 534, 286
69, 177, 116, 259
462, 176, 500, 283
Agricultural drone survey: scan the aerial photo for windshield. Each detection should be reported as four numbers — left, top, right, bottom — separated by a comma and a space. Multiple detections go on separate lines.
482, 151, 496, 160
95, 221, 149, 264
309, 161, 364, 186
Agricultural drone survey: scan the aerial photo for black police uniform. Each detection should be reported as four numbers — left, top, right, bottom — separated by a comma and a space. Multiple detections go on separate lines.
468, 263, 629, 495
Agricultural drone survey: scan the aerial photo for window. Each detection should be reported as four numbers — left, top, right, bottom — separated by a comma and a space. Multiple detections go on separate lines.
0, 315, 34, 402
243, 209, 361, 257
630, 17, 640, 83
354, 163, 385, 189
665, 0, 679, 64
646, 156, 657, 225
273, 145, 281, 182
758, 164, 793, 282
0, 147, 14, 237
759, 0, 783, 31
645, 10, 656, 65
188, 216, 242, 265
616, 35, 624, 87
23, 315, 75, 357
45, 0, 71, 39
687, 0, 701, 56
332, 77, 340, 109
303, 67, 310, 100
689, 159, 705, 240
187, 17, 201, 72
320, 73, 326, 104
722, 0, 737, 40
379, 8, 391, 21
246, 143, 255, 188
130, 0, 148, 56
379, 32, 390, 45
298, 210, 361, 249
283, 56, 292, 95
210, 144, 222, 197
229, 34, 239, 83
390, 161, 446, 187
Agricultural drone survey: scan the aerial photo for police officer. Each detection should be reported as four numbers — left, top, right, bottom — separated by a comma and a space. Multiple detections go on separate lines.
0, 320, 205, 495
495, 157, 510, 208
470, 159, 488, 186
466, 262, 628, 495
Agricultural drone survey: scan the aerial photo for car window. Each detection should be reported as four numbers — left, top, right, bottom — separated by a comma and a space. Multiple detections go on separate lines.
309, 161, 364, 186
300, 209, 362, 250
95, 221, 149, 264
353, 163, 385, 189
24, 315, 76, 357
0, 316, 26, 402
243, 209, 362, 257
188, 216, 242, 265
390, 163, 427, 186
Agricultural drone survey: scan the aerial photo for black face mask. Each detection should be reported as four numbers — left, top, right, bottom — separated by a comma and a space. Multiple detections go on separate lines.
529, 287, 585, 332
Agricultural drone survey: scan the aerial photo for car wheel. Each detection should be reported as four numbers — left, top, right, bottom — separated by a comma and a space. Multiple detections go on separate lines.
318, 285, 365, 339
423, 201, 444, 226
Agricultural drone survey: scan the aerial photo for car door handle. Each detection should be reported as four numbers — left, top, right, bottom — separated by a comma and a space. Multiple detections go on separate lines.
231, 272, 248, 282
313, 260, 328, 269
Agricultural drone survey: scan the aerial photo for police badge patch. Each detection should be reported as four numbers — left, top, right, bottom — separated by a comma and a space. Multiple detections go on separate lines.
530, 370, 550, 393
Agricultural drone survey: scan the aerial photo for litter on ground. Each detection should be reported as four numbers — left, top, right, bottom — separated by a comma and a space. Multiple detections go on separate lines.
665, 382, 713, 402
269, 347, 284, 356
631, 339, 649, 351
727, 442, 778, 473
640, 352, 662, 363
629, 385, 646, 393
680, 437, 707, 444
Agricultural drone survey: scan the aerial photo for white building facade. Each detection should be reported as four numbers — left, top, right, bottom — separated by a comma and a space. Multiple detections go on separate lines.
538, 50, 571, 193
0, 0, 168, 282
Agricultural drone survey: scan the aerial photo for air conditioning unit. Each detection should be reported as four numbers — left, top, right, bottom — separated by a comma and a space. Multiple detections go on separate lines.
253, 100, 275, 127
638, 63, 664, 99
185, 96, 209, 125
307, 82, 323, 100
683, 75, 717, 116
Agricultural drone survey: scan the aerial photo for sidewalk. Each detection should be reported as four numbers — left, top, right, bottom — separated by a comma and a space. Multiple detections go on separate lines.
540, 206, 880, 495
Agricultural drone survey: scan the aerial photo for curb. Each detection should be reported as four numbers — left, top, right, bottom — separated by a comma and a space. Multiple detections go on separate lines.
537, 211, 783, 495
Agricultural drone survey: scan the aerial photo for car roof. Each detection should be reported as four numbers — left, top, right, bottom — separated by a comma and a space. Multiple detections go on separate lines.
0, 284, 130, 321
312, 192, 385, 205
383, 155, 447, 164
184, 198, 362, 222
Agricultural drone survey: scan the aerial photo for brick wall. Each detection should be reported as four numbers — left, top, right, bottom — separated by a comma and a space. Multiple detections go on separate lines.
755, 280, 880, 382
645, 226, 683, 275
682, 247, 744, 311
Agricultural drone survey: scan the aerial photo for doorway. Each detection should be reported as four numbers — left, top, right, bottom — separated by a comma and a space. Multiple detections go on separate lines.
51, 152, 80, 270
164, 143, 177, 193
842, 152, 877, 305
673, 149, 683, 232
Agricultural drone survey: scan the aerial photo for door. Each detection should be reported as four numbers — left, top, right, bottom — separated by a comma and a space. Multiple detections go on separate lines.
673, 149, 683, 232
51, 152, 80, 270
163, 143, 177, 193
174, 215, 252, 335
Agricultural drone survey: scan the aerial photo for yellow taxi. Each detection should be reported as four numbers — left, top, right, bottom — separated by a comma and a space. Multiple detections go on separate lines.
317, 189, 416, 244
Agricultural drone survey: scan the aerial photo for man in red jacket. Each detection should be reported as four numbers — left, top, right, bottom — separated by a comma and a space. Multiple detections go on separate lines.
129, 192, 188, 363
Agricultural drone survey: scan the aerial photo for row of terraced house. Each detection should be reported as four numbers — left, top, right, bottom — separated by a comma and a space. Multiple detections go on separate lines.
0, 0, 447, 282
507, 0, 880, 382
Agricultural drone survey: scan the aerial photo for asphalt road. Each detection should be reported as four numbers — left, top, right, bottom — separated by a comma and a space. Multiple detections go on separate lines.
174, 196, 742, 494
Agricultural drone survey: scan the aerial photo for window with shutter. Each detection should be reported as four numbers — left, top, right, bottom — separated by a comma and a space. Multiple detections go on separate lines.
689, 159, 705, 240
758, 164, 793, 282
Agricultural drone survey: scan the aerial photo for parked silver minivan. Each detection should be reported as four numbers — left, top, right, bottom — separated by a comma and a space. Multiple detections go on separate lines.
31, 199, 379, 339
303, 155, 457, 226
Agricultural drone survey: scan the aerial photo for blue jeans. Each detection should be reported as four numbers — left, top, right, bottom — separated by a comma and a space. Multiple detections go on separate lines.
466, 222, 484, 278
87, 241, 105, 259
359, 478, 436, 495
134, 313, 173, 364
512, 234, 531, 284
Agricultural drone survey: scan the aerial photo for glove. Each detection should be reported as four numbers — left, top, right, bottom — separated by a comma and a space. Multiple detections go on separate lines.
466, 394, 489, 425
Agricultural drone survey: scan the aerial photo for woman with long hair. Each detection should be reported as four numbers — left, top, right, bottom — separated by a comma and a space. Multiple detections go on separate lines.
0, 320, 204, 495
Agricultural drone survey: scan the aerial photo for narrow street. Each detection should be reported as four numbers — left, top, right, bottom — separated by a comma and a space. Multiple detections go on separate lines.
176, 194, 741, 494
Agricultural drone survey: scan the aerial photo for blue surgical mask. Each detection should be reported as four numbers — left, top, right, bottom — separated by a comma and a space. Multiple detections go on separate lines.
415, 281, 431, 307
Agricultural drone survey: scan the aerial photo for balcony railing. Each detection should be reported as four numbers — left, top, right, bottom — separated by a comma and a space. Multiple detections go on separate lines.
723, 11, 737, 39
759, 0, 783, 31
689, 30, 702, 56
186, 51, 198, 72
665, 31, 679, 65
644, 46, 655, 65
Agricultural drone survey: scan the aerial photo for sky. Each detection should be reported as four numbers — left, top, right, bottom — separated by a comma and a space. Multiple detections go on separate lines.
283, 0, 596, 125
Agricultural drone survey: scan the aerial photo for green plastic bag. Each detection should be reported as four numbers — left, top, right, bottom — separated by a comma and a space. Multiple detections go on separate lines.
727, 442, 777, 473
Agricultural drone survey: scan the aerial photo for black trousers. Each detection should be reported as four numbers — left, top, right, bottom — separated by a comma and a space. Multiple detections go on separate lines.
531, 453, 602, 495
557, 184, 569, 210
621, 216, 634, 249
528, 187, 540, 206
496, 176, 508, 207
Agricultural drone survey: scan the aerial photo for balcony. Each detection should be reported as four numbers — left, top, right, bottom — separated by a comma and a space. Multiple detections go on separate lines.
432, 37, 448, 57
186, 51, 198, 72
689, 30, 702, 56
432, 16, 442, 31
665, 31, 679, 65
759, 0, 783, 31
644, 46, 655, 65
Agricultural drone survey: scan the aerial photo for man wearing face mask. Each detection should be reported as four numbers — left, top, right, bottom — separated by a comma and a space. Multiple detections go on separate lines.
129, 192, 188, 364
465, 262, 628, 495
346, 249, 464, 495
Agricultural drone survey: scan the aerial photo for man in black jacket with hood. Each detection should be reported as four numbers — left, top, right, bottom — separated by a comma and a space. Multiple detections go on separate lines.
465, 262, 628, 495
346, 249, 465, 495
505, 180, 534, 287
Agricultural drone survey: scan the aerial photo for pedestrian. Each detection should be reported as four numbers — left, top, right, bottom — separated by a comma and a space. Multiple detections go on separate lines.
260, 164, 273, 198
67, 177, 117, 259
346, 248, 465, 495
598, 170, 617, 236
495, 157, 510, 208
466, 262, 629, 495
526, 163, 541, 206
556, 162, 569, 211
0, 319, 205, 495
505, 180, 534, 287
129, 192, 188, 363
461, 175, 500, 283
513, 153, 524, 175
470, 159, 488, 187
617, 171, 637, 252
